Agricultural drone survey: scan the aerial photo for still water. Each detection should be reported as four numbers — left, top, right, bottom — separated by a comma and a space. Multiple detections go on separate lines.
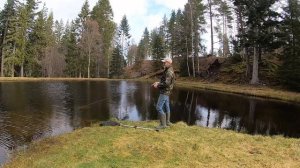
0, 81, 299, 164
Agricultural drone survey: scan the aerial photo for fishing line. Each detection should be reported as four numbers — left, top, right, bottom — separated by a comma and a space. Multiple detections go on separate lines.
76, 91, 131, 110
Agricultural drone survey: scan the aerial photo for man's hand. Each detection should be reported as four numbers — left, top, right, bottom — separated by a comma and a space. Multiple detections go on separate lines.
152, 82, 159, 88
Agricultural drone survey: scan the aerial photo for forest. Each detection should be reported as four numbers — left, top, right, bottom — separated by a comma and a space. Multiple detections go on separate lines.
0, 0, 299, 91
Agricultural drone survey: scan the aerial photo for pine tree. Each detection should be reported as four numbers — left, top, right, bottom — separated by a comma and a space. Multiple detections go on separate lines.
110, 44, 124, 78
151, 29, 165, 69
14, 4, 28, 77
159, 15, 169, 56
232, 0, 250, 77
77, 0, 90, 38
168, 10, 176, 59
215, 0, 233, 57
141, 27, 150, 60
54, 19, 64, 44
237, 0, 280, 85
0, 0, 18, 77
174, 9, 186, 58
279, 0, 300, 91
171, 9, 192, 76
137, 39, 146, 62
16, 0, 40, 77
63, 21, 80, 77
118, 15, 131, 66
136, 28, 150, 62
78, 0, 90, 23
41, 11, 65, 77
184, 0, 206, 76
208, 0, 214, 56
26, 5, 47, 77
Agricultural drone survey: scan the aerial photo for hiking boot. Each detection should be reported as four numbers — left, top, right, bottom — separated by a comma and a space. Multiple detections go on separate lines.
156, 113, 167, 129
166, 112, 173, 126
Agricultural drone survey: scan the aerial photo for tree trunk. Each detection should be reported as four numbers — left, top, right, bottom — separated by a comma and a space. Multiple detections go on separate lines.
208, 0, 214, 56
11, 63, 14, 77
245, 48, 251, 78
21, 63, 24, 77
189, 0, 195, 78
96, 58, 100, 78
197, 53, 200, 75
11, 43, 16, 77
88, 48, 91, 78
1, 20, 8, 77
1, 48, 5, 77
107, 52, 110, 78
250, 46, 259, 84
223, 14, 225, 57
186, 37, 191, 77
258, 45, 262, 62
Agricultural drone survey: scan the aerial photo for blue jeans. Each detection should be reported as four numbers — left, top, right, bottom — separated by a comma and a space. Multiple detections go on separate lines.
156, 94, 170, 115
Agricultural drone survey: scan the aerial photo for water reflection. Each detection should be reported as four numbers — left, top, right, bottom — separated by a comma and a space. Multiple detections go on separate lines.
172, 89, 300, 138
0, 81, 299, 165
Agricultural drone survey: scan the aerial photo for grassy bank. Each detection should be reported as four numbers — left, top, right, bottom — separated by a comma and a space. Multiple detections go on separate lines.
174, 80, 300, 103
135, 77, 300, 103
4, 121, 300, 168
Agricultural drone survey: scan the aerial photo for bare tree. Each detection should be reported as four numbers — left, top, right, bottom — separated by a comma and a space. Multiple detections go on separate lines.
42, 45, 66, 77
79, 19, 102, 78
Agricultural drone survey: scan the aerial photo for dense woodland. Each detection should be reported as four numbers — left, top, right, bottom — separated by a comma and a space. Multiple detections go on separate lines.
0, 0, 299, 90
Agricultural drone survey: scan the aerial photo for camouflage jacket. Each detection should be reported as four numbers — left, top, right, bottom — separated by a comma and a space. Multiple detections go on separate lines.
158, 67, 175, 95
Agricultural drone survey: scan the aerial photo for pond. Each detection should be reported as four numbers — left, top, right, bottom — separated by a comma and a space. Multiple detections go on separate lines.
0, 81, 299, 164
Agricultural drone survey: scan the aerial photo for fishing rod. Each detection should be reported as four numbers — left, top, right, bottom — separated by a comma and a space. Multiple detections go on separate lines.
99, 121, 160, 132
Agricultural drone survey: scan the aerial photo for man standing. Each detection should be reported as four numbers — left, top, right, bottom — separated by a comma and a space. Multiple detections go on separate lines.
152, 58, 175, 129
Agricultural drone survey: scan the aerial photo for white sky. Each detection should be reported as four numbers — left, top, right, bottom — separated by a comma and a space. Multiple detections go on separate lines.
0, 0, 187, 42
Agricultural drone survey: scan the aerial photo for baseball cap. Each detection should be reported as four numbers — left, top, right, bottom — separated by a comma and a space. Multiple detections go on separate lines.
161, 58, 172, 64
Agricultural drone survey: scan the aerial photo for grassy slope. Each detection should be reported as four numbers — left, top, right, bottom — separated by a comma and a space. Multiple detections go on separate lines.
4, 122, 300, 168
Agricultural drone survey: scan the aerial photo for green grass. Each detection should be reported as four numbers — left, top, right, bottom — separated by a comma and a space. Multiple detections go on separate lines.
4, 121, 300, 168
174, 80, 300, 103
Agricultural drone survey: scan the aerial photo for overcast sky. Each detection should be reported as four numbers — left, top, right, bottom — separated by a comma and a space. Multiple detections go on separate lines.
0, 0, 187, 42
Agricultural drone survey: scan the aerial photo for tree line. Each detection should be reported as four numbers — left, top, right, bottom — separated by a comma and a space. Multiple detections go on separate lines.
0, 0, 299, 90
135, 0, 299, 90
